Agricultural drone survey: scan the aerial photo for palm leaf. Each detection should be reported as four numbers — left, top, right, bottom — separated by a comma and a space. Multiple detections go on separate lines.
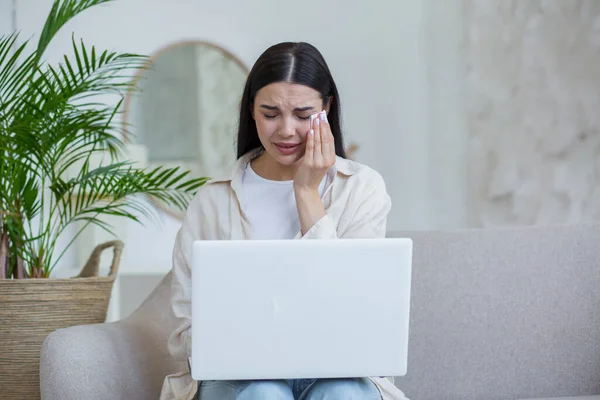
1, 0, 206, 278
12, 42, 145, 125
36, 0, 115, 63
53, 163, 204, 234
0, 35, 36, 109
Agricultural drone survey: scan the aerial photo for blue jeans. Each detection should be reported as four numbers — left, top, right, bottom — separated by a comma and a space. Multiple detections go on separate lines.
197, 378, 382, 399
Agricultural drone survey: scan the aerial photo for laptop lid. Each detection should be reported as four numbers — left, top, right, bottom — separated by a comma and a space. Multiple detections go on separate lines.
191, 238, 412, 381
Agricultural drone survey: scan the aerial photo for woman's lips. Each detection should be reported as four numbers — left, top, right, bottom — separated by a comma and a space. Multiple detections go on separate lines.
274, 143, 301, 155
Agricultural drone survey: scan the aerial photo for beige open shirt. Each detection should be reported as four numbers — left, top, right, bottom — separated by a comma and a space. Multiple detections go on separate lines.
160, 149, 409, 400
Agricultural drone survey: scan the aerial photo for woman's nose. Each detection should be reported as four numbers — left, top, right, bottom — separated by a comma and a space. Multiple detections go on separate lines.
280, 118, 297, 137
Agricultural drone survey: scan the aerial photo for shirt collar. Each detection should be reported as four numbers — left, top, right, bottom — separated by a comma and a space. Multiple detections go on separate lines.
209, 147, 358, 184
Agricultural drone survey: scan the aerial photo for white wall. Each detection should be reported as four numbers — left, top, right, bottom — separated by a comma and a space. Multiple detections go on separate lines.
465, 0, 600, 227
0, 0, 13, 36
14, 0, 468, 277
422, 0, 469, 230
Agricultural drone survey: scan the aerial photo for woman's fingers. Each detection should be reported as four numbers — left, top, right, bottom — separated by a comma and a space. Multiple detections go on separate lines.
319, 111, 335, 162
320, 112, 329, 161
305, 127, 314, 164
313, 113, 323, 165
307, 111, 335, 168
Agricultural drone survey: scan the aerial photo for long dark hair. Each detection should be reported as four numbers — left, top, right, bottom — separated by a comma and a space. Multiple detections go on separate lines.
236, 42, 346, 159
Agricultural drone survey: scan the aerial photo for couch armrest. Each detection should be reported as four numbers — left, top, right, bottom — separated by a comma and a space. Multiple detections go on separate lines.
40, 318, 182, 400
40, 321, 136, 400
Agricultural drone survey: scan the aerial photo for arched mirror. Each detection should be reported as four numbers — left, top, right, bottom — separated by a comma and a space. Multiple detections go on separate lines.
123, 40, 249, 220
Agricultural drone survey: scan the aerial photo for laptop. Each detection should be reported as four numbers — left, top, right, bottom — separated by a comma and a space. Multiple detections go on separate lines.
190, 238, 413, 381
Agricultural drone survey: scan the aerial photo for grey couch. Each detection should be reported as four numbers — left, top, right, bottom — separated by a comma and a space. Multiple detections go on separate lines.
40, 223, 600, 400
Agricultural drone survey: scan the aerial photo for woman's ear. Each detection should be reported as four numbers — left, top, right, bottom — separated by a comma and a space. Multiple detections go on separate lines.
250, 104, 255, 120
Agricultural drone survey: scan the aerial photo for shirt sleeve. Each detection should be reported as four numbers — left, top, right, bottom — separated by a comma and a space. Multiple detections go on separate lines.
167, 192, 204, 362
300, 173, 392, 240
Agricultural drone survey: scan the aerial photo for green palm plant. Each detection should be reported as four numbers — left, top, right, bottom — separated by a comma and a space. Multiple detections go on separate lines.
0, 0, 207, 279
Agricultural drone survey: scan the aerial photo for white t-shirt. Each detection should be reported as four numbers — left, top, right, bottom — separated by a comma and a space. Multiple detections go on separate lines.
241, 163, 328, 240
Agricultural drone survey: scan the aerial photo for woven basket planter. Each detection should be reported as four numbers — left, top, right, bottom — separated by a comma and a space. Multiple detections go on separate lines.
0, 240, 123, 400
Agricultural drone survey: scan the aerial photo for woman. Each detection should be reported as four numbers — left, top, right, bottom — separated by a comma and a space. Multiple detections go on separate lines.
160, 42, 408, 400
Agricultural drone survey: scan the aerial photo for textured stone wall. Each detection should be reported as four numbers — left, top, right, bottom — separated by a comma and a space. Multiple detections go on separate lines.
465, 0, 600, 226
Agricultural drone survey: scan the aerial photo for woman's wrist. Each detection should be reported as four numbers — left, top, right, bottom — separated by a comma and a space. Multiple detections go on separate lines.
293, 183, 319, 197
294, 186, 326, 235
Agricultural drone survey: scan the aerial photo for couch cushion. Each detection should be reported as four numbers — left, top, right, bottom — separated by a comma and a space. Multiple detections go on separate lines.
388, 223, 600, 400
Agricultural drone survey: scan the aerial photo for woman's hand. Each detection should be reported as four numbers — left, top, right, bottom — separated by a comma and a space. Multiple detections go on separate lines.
293, 110, 336, 192
294, 110, 335, 235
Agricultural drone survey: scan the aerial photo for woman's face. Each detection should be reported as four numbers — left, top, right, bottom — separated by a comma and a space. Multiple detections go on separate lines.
252, 82, 328, 166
